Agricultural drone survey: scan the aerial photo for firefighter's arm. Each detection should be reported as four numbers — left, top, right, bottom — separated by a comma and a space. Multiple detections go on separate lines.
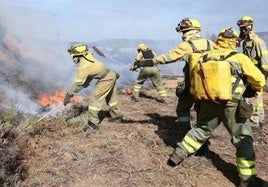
238, 54, 265, 92
130, 52, 143, 71
256, 41, 268, 75
64, 82, 82, 106
153, 42, 192, 64
129, 65, 138, 71
82, 76, 93, 88
134, 59, 154, 68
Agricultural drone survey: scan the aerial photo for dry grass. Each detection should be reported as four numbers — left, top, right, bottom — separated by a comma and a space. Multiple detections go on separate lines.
0, 78, 267, 187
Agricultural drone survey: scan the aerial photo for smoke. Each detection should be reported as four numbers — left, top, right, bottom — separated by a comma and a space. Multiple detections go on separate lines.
0, 23, 76, 113
0, 83, 40, 114
0, 22, 182, 114
91, 39, 184, 88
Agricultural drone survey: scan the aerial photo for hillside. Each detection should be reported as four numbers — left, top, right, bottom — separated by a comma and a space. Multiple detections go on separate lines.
0, 29, 268, 187
1, 77, 267, 187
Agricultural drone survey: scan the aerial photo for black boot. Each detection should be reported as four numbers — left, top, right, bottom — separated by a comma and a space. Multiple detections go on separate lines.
240, 177, 264, 187
167, 150, 187, 167
108, 115, 123, 123
131, 95, 139, 102
194, 140, 211, 158
83, 121, 100, 131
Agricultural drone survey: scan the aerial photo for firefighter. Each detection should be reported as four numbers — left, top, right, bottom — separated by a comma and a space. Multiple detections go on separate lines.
237, 16, 268, 131
63, 43, 123, 131
135, 18, 214, 133
168, 28, 265, 187
130, 43, 167, 103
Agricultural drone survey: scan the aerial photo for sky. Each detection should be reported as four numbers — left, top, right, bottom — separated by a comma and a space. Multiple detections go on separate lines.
0, 0, 268, 113
1, 0, 268, 42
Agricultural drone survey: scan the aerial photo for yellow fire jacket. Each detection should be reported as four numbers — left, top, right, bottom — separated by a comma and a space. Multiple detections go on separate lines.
153, 30, 215, 64
242, 32, 268, 76
69, 53, 110, 94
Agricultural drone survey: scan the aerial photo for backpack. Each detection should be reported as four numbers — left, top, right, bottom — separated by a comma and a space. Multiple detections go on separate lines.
141, 49, 154, 59
190, 51, 242, 102
177, 39, 211, 95
183, 40, 211, 75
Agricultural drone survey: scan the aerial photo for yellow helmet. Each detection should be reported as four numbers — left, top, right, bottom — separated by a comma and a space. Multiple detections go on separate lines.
237, 16, 254, 28
217, 28, 239, 49
218, 27, 239, 39
176, 18, 201, 32
68, 43, 88, 57
137, 43, 148, 51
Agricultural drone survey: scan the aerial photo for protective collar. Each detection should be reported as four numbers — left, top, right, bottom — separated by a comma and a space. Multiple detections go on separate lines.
182, 30, 201, 42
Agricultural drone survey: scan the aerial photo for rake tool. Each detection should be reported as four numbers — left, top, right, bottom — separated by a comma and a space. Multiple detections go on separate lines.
92, 46, 152, 72
92, 46, 126, 66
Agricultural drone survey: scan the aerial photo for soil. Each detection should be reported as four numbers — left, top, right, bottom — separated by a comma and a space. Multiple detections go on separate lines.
1, 77, 268, 187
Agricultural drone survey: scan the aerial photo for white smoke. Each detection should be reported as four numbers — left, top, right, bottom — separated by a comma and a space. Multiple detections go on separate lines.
0, 83, 40, 114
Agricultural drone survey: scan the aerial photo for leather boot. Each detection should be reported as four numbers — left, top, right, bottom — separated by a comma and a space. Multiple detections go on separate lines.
240, 177, 264, 187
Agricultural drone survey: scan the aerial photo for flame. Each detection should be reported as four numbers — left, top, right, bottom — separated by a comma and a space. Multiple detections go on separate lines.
37, 90, 79, 108
120, 87, 133, 95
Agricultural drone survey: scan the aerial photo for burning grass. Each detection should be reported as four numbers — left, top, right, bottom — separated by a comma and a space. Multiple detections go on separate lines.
0, 79, 267, 187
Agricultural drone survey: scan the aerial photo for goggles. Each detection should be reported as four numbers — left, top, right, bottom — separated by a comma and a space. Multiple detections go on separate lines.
237, 19, 253, 27
220, 28, 238, 39
175, 18, 192, 32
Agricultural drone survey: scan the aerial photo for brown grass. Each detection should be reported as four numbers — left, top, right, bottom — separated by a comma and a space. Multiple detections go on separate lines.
0, 78, 267, 187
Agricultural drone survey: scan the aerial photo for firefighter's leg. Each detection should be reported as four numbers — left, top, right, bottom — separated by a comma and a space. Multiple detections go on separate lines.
86, 75, 116, 128
224, 105, 257, 183
250, 91, 265, 131
86, 94, 102, 130
176, 91, 195, 134
99, 71, 123, 121
132, 70, 147, 101
107, 77, 123, 121
150, 68, 167, 102
169, 101, 220, 166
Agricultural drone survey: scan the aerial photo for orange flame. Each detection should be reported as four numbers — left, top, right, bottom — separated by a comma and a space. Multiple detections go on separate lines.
37, 90, 79, 108
120, 87, 133, 95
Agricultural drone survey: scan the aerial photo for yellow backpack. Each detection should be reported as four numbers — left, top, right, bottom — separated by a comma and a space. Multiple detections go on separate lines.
190, 52, 240, 102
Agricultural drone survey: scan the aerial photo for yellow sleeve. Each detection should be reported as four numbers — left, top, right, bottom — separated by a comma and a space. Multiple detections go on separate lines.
235, 53, 265, 91
154, 42, 193, 64
135, 52, 143, 61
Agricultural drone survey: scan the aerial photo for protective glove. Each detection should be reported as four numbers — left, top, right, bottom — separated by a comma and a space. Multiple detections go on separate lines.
114, 71, 120, 79
129, 66, 138, 71
134, 59, 154, 68
242, 85, 257, 98
63, 93, 74, 106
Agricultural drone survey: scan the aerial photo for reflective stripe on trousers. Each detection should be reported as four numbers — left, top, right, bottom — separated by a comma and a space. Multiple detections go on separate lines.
182, 135, 202, 154
133, 84, 142, 96
236, 157, 257, 177
157, 89, 167, 97
108, 101, 118, 108
88, 105, 101, 112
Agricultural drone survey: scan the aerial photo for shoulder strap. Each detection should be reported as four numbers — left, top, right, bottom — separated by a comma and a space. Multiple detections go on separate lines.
223, 51, 238, 60
202, 51, 238, 63
188, 40, 198, 52
188, 39, 211, 53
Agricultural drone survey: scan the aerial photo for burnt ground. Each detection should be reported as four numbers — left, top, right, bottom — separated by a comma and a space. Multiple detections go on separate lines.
1, 77, 268, 187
